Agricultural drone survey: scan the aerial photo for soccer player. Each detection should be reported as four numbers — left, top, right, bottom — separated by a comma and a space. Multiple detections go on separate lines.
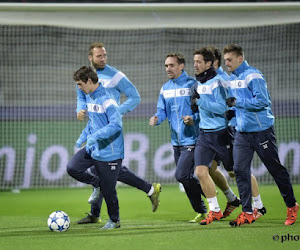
150, 53, 207, 222
68, 66, 123, 229
191, 46, 241, 220
192, 47, 234, 225
209, 46, 266, 219
74, 43, 161, 224
223, 43, 298, 226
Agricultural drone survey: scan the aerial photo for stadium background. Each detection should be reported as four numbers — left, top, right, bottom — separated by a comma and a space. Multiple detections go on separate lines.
0, 2, 299, 189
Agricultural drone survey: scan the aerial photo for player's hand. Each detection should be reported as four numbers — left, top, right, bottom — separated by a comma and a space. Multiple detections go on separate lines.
149, 116, 158, 126
190, 98, 199, 112
76, 141, 82, 148
182, 115, 194, 126
75, 139, 86, 148
225, 110, 235, 121
190, 83, 200, 99
226, 97, 236, 107
86, 136, 97, 146
77, 110, 86, 121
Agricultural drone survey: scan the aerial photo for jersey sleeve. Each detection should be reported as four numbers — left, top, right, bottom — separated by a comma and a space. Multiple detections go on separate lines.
116, 74, 141, 115
76, 85, 87, 113
197, 82, 227, 115
76, 122, 89, 147
154, 87, 167, 125
235, 75, 271, 110
90, 98, 123, 141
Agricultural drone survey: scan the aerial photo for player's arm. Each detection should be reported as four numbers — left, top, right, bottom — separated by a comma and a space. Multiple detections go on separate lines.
190, 81, 200, 113
197, 83, 227, 115
76, 85, 87, 120
182, 115, 194, 126
116, 75, 141, 115
235, 76, 271, 110
88, 98, 122, 143
150, 87, 167, 126
75, 123, 89, 148
189, 81, 200, 121
153, 87, 167, 125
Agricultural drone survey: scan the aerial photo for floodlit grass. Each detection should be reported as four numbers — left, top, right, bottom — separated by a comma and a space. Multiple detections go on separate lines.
0, 184, 299, 250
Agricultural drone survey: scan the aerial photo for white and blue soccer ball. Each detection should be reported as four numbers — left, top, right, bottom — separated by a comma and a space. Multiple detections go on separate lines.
47, 211, 70, 232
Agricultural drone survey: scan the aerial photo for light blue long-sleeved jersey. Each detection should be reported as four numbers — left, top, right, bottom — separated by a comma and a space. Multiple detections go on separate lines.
76, 64, 140, 146
76, 64, 141, 115
83, 86, 124, 161
196, 74, 228, 131
227, 60, 274, 132
217, 66, 237, 127
154, 71, 199, 146
216, 66, 229, 82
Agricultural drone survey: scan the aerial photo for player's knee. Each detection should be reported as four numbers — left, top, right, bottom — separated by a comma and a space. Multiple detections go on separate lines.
195, 166, 208, 180
175, 171, 185, 183
66, 164, 77, 177
175, 174, 184, 183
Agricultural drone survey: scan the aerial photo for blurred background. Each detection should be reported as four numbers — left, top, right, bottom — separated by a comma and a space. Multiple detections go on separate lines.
0, 2, 299, 189
1, 1, 299, 2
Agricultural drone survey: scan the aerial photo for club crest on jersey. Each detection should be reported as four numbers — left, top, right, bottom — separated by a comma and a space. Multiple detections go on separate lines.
180, 89, 185, 95
93, 105, 99, 112
202, 86, 206, 92
238, 81, 242, 87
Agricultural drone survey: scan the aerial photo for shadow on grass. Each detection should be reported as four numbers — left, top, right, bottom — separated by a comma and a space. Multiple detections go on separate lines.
0, 219, 291, 238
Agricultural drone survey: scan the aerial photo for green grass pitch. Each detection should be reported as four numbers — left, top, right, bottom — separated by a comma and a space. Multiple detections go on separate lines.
0, 184, 299, 250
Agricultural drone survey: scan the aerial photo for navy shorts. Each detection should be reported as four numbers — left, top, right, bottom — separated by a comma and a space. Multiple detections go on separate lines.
194, 128, 234, 171
214, 126, 235, 165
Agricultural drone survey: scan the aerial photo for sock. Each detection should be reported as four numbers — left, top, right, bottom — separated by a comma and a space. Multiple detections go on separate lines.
223, 188, 236, 203
252, 195, 263, 209
207, 196, 220, 212
147, 185, 154, 196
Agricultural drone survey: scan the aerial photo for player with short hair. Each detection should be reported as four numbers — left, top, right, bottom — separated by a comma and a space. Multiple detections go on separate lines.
192, 47, 234, 225
191, 46, 241, 220
223, 43, 298, 226
150, 53, 207, 221
75, 43, 161, 224
68, 66, 123, 229
209, 45, 266, 219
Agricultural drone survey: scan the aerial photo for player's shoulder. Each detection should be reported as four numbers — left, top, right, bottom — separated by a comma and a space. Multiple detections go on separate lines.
219, 72, 230, 81
105, 64, 121, 75
208, 74, 223, 84
161, 79, 174, 90
243, 66, 265, 82
186, 76, 197, 86
98, 91, 117, 107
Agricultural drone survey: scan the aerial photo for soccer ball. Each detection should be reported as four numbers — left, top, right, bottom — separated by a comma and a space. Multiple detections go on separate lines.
47, 211, 70, 232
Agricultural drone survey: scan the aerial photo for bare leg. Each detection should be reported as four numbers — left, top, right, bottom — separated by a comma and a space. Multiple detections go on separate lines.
195, 165, 223, 225
251, 174, 260, 197
195, 165, 217, 198
209, 160, 229, 191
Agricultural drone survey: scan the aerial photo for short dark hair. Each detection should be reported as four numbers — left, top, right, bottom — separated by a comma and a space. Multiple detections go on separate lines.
88, 42, 105, 56
193, 47, 215, 66
73, 66, 98, 84
223, 43, 244, 57
165, 53, 185, 65
207, 46, 221, 67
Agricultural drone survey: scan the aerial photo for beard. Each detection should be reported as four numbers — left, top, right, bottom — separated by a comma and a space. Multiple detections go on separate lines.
91, 60, 105, 70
